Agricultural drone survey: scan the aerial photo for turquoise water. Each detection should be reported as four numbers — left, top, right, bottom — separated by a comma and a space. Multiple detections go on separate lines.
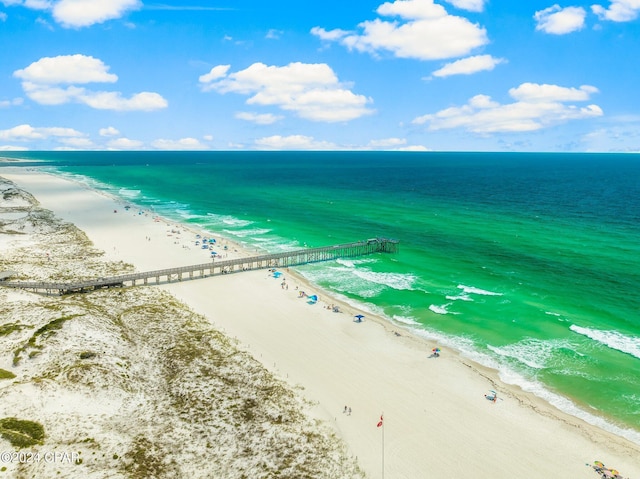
3, 151, 640, 443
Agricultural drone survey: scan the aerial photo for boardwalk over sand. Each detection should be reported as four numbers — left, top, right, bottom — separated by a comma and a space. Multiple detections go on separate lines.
1, 237, 398, 295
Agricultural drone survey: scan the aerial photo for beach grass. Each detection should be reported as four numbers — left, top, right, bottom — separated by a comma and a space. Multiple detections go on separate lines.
0, 418, 45, 448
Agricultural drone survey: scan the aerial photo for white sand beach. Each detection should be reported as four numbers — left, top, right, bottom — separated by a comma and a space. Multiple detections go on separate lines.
2, 168, 640, 479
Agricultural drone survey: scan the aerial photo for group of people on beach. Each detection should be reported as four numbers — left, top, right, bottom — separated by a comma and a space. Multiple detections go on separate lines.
343, 406, 352, 416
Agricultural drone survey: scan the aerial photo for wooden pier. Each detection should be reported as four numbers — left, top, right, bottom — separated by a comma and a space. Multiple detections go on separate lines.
0, 237, 398, 295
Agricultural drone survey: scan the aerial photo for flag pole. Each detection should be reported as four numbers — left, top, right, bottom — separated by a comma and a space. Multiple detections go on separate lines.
376, 412, 385, 479
381, 412, 385, 479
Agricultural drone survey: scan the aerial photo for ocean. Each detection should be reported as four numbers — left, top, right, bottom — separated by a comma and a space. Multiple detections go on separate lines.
2, 151, 640, 444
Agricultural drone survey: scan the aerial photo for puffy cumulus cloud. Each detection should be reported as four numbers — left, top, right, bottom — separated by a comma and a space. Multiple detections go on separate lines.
254, 135, 338, 150
151, 138, 208, 150
2, 0, 140, 27
53, 0, 140, 28
535, 5, 586, 34
311, 0, 488, 60
0, 123, 85, 141
592, 0, 640, 21
442, 0, 485, 11
14, 54, 167, 111
198, 65, 230, 85
14, 54, 117, 84
200, 62, 374, 122
99, 126, 120, 136
412, 82, 603, 133
235, 112, 283, 125
431, 54, 505, 78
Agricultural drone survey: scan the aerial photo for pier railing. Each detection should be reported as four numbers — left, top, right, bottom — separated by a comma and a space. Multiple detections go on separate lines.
0, 237, 398, 295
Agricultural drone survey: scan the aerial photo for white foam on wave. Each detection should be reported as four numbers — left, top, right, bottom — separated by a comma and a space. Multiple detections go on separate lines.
118, 188, 141, 199
206, 213, 253, 228
429, 303, 457, 315
570, 325, 640, 360
352, 269, 418, 291
487, 338, 574, 370
392, 315, 419, 325
446, 294, 473, 302
222, 227, 271, 238
457, 284, 502, 296
336, 258, 376, 268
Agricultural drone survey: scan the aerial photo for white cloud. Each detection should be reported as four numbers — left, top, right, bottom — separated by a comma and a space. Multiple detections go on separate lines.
443, 0, 485, 12
412, 82, 603, 133
592, 0, 640, 21
312, 0, 488, 60
14, 54, 167, 111
57, 137, 94, 148
0, 98, 23, 108
535, 5, 586, 34
52, 0, 141, 28
310, 26, 351, 41
14, 54, 118, 84
0, 123, 84, 141
0, 145, 29, 151
509, 83, 598, 102
198, 65, 230, 85
235, 112, 283, 125
2, 0, 140, 27
99, 126, 120, 136
265, 28, 283, 39
368, 138, 407, 147
79, 91, 167, 111
432, 54, 505, 77
107, 137, 144, 150
1, 0, 51, 9
200, 62, 374, 122
151, 138, 208, 150
254, 135, 337, 150
0, 11, 7, 21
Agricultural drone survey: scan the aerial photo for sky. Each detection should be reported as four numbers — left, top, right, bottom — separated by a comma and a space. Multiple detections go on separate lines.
1, 0, 639, 152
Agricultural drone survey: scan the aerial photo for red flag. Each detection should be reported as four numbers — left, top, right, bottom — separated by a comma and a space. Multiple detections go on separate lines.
377, 415, 383, 428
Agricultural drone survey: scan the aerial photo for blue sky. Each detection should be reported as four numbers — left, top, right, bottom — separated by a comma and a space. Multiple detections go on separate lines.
1, 0, 639, 152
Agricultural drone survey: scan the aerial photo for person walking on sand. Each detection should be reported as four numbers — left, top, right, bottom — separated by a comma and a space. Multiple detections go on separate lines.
344, 406, 348, 414
348, 407, 352, 416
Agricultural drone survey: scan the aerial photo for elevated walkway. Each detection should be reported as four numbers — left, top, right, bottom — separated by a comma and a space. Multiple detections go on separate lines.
0, 237, 398, 295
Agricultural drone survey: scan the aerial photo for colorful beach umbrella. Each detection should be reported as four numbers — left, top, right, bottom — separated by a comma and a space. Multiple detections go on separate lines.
432, 348, 441, 352
594, 461, 605, 468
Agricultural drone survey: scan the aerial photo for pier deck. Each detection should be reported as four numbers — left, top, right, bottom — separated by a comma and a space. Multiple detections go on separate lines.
1, 237, 398, 295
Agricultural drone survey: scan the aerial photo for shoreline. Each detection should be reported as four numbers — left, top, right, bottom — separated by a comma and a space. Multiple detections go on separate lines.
2, 167, 640, 479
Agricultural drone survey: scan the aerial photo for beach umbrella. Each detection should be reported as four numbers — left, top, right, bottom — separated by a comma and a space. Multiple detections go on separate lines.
354, 314, 364, 322
594, 462, 605, 468
309, 295, 318, 301
432, 348, 441, 352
